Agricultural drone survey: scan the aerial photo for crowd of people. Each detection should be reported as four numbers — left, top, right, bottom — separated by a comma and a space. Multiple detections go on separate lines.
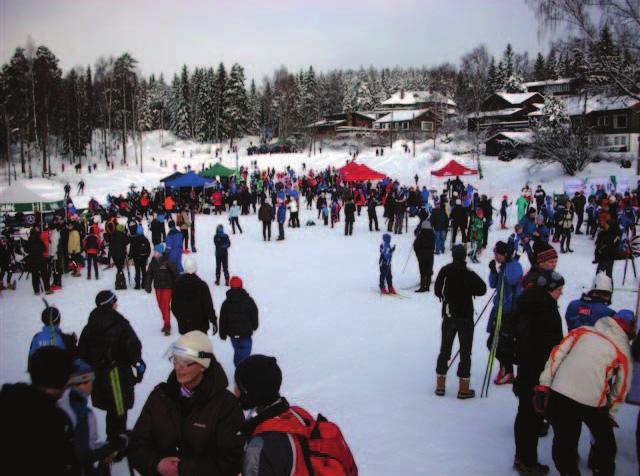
1, 163, 640, 476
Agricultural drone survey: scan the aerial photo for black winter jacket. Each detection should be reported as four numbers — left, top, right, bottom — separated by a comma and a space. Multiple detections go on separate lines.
78, 306, 142, 411
434, 260, 487, 319
514, 286, 563, 394
171, 273, 217, 334
219, 289, 259, 339
344, 202, 356, 221
413, 227, 435, 260
430, 208, 449, 231
144, 255, 178, 292
0, 383, 77, 475
129, 362, 245, 476
129, 234, 151, 260
150, 219, 165, 245
109, 231, 129, 262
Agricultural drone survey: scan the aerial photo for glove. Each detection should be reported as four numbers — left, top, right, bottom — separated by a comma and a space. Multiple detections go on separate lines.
133, 360, 146, 383
489, 260, 497, 274
109, 433, 128, 453
532, 385, 550, 414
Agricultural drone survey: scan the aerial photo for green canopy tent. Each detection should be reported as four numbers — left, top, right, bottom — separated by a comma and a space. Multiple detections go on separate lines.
0, 182, 64, 213
201, 163, 238, 179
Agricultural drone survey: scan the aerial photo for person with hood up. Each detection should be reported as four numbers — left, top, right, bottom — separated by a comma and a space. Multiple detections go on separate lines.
344, 197, 356, 236
129, 331, 245, 476
258, 199, 275, 241
379, 233, 396, 294
78, 290, 144, 443
434, 245, 487, 398
276, 201, 287, 240
219, 276, 259, 366
450, 199, 468, 245
165, 220, 184, 274
413, 219, 435, 292
128, 225, 151, 290
536, 311, 635, 476
171, 257, 217, 335
564, 272, 615, 331
145, 244, 179, 336
214, 224, 231, 286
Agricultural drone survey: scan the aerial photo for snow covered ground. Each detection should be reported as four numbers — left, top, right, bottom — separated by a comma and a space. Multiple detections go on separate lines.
1, 132, 639, 475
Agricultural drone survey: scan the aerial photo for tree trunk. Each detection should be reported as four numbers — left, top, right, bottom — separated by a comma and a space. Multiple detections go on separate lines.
19, 130, 25, 174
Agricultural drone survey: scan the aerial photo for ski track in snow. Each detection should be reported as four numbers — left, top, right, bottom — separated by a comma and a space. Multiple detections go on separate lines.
1, 133, 638, 475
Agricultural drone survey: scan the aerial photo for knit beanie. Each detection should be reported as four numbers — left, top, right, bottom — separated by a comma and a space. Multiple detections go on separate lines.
535, 242, 558, 266
29, 346, 73, 389
230, 276, 243, 289
41, 306, 61, 326
171, 331, 213, 368
154, 243, 165, 254
536, 270, 565, 292
95, 290, 117, 307
452, 244, 466, 262
183, 257, 197, 274
68, 359, 95, 385
494, 241, 510, 257
234, 355, 282, 409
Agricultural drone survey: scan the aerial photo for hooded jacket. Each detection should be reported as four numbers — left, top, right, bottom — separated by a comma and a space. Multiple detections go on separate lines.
565, 293, 615, 331
214, 226, 231, 257
539, 317, 631, 415
78, 306, 142, 411
171, 273, 217, 334
129, 362, 245, 476
165, 227, 184, 273
219, 288, 259, 339
434, 259, 487, 319
144, 255, 178, 292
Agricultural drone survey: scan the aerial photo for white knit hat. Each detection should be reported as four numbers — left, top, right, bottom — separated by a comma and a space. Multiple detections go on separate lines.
183, 256, 197, 275
170, 331, 213, 368
593, 272, 613, 294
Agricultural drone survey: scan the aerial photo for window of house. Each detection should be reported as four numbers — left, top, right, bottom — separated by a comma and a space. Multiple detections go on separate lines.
614, 114, 628, 129
597, 116, 609, 127
614, 136, 628, 146
402, 122, 409, 130
394, 123, 400, 130
421, 121, 434, 132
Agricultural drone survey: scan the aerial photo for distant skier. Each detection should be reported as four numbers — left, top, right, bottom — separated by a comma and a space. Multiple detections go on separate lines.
379, 233, 396, 295
214, 224, 231, 285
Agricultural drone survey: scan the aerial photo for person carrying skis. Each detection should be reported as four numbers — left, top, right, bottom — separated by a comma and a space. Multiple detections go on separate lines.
78, 290, 145, 444
219, 276, 259, 367
487, 241, 523, 385
536, 311, 634, 476
511, 270, 565, 475
214, 224, 231, 285
434, 245, 487, 398
145, 244, 178, 336
379, 233, 396, 295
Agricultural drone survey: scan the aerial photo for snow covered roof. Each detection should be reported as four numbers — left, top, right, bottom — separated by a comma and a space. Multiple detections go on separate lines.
382, 90, 457, 107
354, 111, 377, 121
560, 94, 640, 116
374, 109, 429, 123
486, 131, 534, 144
469, 108, 525, 118
523, 77, 575, 88
495, 92, 539, 105
306, 119, 346, 128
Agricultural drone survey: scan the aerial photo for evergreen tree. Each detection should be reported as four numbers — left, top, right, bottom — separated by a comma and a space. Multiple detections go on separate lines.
172, 65, 192, 139
486, 57, 498, 93
533, 53, 546, 81
301, 66, 319, 124
354, 68, 374, 110
247, 78, 259, 135
226, 63, 248, 144
213, 62, 228, 141
545, 48, 558, 80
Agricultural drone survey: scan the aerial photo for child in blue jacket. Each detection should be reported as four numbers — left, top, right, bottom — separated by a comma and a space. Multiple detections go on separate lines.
379, 233, 396, 294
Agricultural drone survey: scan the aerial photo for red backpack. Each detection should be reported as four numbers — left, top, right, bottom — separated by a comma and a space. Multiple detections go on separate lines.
253, 406, 358, 476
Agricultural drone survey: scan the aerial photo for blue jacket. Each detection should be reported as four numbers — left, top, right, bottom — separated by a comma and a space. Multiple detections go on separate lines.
165, 227, 184, 273
518, 215, 537, 239
564, 294, 615, 331
487, 259, 523, 332
420, 188, 429, 204
379, 234, 395, 266
29, 325, 68, 356
277, 204, 286, 223
214, 229, 231, 257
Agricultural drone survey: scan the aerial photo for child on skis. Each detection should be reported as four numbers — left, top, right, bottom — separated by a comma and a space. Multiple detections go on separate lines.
379, 233, 396, 294
468, 208, 485, 263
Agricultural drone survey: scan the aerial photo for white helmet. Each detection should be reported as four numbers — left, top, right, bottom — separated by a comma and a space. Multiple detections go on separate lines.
592, 272, 613, 294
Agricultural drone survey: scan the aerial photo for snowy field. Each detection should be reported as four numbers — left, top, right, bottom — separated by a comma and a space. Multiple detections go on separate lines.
1, 133, 639, 475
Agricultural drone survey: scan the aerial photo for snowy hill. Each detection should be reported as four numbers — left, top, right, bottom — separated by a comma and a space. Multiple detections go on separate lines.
0, 132, 638, 475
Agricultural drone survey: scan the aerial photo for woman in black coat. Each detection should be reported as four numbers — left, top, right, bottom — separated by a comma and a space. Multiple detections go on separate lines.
171, 258, 217, 335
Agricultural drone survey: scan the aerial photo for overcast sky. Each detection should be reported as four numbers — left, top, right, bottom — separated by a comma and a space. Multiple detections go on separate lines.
1, 0, 560, 82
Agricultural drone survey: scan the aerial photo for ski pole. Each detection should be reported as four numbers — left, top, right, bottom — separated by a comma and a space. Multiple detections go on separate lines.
447, 289, 497, 370
481, 278, 505, 398
401, 247, 413, 274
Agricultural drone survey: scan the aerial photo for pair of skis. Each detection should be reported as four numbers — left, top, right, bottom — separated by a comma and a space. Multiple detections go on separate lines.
480, 277, 506, 398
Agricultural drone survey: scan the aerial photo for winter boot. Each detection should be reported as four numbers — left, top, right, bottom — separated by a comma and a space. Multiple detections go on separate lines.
388, 287, 397, 294
415, 277, 428, 293
435, 374, 446, 396
162, 325, 171, 336
225, 277, 230, 286
9, 281, 16, 290
494, 368, 514, 385
380, 288, 389, 295
513, 459, 549, 476
457, 378, 475, 399
215, 278, 220, 286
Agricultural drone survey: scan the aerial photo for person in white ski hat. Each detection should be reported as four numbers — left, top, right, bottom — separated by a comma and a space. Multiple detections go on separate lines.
564, 272, 615, 331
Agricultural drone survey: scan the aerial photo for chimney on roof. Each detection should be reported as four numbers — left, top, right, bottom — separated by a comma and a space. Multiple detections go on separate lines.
400, 88, 405, 99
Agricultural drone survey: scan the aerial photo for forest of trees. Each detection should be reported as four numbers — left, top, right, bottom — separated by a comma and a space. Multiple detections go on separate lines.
1, 0, 638, 178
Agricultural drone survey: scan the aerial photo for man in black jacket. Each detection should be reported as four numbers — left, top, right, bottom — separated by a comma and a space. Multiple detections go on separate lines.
171, 257, 217, 335
109, 224, 129, 289
413, 220, 436, 292
434, 245, 487, 398
149, 211, 165, 245
344, 198, 356, 236
513, 271, 564, 475
1, 346, 76, 475
595, 220, 619, 279
220, 276, 259, 367
78, 290, 145, 442
571, 191, 586, 234
367, 194, 379, 231
128, 227, 151, 290
450, 199, 469, 246
258, 200, 275, 241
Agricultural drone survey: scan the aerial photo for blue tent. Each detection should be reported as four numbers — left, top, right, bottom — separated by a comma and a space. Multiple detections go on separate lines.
164, 171, 213, 188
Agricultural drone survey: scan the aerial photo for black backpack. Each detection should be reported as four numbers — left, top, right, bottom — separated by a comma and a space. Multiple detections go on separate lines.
137, 238, 151, 258
115, 271, 127, 290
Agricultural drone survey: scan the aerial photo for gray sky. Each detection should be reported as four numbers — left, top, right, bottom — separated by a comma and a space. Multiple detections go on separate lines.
1, 0, 559, 82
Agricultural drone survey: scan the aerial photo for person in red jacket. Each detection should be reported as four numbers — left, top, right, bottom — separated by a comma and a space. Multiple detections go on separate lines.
83, 228, 101, 280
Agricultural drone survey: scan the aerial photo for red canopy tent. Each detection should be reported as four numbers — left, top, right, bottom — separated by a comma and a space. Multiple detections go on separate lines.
430, 160, 478, 177
339, 162, 386, 182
